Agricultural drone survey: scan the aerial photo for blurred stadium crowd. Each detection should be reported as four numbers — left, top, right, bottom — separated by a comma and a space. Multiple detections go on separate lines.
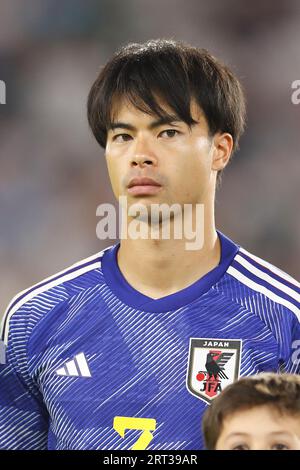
0, 0, 299, 315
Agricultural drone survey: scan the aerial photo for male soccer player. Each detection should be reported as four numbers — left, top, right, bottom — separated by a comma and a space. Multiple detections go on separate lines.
0, 39, 299, 450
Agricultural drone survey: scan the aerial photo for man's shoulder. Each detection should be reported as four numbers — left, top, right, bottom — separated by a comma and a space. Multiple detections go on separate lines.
225, 244, 300, 319
0, 246, 112, 346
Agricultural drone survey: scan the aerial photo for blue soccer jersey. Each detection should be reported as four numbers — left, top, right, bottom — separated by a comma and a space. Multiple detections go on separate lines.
0, 231, 299, 450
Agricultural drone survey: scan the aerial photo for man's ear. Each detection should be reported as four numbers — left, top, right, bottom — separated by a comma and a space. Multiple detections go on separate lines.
211, 133, 233, 172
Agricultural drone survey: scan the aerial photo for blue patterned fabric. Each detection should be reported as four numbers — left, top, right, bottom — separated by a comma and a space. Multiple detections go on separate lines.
0, 231, 299, 449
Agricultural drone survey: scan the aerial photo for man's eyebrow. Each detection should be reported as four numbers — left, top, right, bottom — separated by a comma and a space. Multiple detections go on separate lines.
108, 116, 184, 132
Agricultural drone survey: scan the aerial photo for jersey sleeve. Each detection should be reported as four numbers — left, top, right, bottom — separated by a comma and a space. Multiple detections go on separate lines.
0, 301, 49, 449
278, 311, 300, 375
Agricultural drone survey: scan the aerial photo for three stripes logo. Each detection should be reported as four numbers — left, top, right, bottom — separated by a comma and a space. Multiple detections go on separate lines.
56, 352, 92, 378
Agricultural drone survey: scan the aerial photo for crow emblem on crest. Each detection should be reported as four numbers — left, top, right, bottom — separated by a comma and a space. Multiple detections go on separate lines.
205, 351, 234, 380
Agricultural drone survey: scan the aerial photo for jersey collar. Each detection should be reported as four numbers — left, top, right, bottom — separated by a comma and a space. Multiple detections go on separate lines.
102, 230, 239, 312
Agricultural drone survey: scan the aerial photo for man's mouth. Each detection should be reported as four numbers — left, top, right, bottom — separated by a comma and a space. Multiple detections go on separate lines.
127, 177, 162, 196
127, 185, 162, 196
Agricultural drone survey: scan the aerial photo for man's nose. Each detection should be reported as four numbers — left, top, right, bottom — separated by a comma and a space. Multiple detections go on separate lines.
130, 137, 157, 167
131, 154, 156, 167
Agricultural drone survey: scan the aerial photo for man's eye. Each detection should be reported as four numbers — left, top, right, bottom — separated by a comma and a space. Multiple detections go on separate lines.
272, 443, 289, 450
111, 129, 180, 142
112, 133, 132, 142
159, 129, 180, 138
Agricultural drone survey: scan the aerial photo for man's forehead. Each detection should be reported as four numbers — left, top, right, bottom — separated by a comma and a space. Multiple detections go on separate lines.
110, 95, 172, 121
109, 94, 204, 123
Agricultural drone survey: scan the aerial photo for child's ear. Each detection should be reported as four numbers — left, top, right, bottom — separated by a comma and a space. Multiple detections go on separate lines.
211, 133, 233, 172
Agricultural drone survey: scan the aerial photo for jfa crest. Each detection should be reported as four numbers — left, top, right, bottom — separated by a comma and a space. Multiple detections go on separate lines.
186, 338, 242, 404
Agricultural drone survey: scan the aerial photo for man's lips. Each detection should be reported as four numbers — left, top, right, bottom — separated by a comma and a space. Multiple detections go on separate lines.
127, 185, 162, 196
127, 177, 162, 196
127, 177, 161, 188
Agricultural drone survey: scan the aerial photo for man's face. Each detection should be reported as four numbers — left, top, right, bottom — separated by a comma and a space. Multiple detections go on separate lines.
215, 405, 300, 450
105, 95, 218, 215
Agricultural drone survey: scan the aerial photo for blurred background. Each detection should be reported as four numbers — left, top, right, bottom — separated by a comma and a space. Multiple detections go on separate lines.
0, 0, 299, 316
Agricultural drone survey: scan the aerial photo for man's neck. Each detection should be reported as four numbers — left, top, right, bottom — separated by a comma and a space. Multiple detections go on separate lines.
117, 219, 221, 300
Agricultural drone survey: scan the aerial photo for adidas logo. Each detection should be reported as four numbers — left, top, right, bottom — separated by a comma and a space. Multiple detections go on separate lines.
56, 352, 92, 377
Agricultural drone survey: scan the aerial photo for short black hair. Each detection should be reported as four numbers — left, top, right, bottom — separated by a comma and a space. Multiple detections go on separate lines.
87, 38, 246, 180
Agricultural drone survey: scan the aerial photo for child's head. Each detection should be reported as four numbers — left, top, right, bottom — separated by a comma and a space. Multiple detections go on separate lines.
202, 373, 300, 450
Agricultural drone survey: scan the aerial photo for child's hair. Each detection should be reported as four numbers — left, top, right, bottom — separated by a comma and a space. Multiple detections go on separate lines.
202, 373, 300, 450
